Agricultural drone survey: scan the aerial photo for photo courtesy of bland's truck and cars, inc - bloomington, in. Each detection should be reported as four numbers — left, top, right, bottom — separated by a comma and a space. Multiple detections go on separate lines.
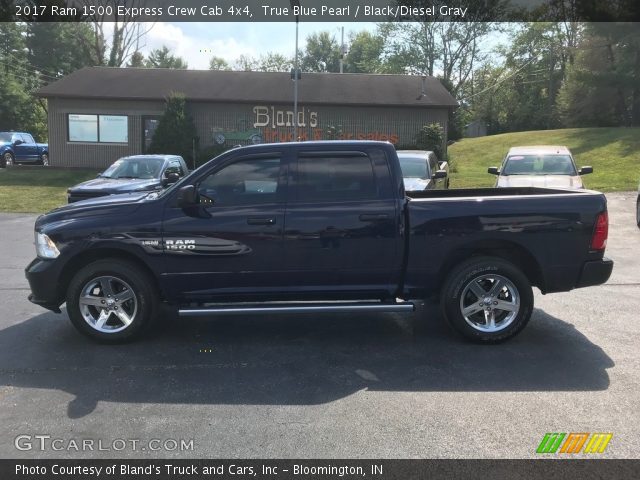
0, 0, 640, 479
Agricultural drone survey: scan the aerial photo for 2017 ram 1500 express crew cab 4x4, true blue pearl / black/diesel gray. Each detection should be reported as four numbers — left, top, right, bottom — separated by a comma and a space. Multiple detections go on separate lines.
26, 141, 613, 343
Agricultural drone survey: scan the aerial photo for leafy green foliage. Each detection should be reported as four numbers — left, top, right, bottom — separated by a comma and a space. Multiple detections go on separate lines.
127, 51, 145, 67
209, 56, 230, 71
0, 23, 47, 139
145, 46, 188, 69
300, 31, 342, 73
416, 123, 444, 160
148, 93, 198, 164
557, 23, 640, 127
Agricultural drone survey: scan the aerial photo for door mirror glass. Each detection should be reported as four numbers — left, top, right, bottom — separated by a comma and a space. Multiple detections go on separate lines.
176, 185, 199, 207
163, 172, 180, 186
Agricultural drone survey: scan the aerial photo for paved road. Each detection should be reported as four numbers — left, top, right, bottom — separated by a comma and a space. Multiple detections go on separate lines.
0, 192, 638, 459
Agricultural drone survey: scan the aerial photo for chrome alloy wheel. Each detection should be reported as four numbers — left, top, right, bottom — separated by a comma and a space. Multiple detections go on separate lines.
78, 276, 137, 333
4, 152, 13, 166
459, 274, 520, 333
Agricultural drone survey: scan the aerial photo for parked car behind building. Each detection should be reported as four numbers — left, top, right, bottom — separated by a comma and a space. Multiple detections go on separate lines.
67, 155, 188, 203
488, 146, 592, 189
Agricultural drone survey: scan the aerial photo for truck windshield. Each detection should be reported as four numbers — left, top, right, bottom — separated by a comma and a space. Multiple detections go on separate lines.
101, 158, 164, 179
399, 156, 429, 178
503, 155, 577, 176
0, 132, 13, 142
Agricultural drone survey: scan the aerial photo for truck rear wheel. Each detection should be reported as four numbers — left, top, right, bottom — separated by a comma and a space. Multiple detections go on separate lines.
440, 256, 533, 343
66, 259, 158, 343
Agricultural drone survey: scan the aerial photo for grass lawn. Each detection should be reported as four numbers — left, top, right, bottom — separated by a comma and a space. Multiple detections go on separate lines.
448, 127, 640, 192
0, 168, 99, 213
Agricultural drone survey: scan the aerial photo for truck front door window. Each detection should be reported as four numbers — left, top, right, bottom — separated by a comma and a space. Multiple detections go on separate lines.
199, 157, 281, 206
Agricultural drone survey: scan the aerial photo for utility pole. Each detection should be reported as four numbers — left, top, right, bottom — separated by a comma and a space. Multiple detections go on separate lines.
290, 0, 300, 141
339, 26, 344, 74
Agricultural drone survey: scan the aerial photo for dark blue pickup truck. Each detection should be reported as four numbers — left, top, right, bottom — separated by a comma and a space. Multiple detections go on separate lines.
25, 141, 613, 343
0, 131, 49, 167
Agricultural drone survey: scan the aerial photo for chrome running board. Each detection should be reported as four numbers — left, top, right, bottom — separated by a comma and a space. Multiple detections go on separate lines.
178, 301, 415, 317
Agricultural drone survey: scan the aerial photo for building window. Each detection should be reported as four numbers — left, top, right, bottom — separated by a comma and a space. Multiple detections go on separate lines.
68, 114, 128, 143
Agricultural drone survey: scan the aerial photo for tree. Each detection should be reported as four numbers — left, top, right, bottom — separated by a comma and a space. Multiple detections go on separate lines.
301, 31, 341, 72
380, 21, 497, 97
557, 23, 640, 127
148, 93, 197, 164
234, 54, 256, 71
145, 46, 188, 69
253, 52, 293, 72
127, 51, 145, 67
344, 31, 386, 73
209, 56, 230, 70
233, 52, 293, 72
26, 23, 95, 79
0, 23, 47, 138
416, 123, 444, 160
80, 1, 154, 67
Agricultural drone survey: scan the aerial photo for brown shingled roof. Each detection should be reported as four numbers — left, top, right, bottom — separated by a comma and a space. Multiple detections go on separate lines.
37, 67, 458, 108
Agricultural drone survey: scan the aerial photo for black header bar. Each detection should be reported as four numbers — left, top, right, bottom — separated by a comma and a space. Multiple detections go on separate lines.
4, 0, 640, 22
2, 459, 640, 480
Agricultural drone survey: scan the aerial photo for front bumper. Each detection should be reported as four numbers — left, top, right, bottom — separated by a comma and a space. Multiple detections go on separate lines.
25, 257, 64, 312
576, 257, 614, 288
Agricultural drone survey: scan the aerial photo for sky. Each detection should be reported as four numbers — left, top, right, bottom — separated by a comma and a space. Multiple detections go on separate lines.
137, 22, 377, 69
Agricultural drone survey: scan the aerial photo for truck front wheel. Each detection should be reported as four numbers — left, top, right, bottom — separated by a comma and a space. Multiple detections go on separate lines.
66, 259, 158, 343
440, 256, 534, 343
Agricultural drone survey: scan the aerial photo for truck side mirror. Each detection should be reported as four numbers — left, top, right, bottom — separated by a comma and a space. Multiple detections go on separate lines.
176, 185, 198, 207
579, 166, 593, 175
163, 172, 180, 186
432, 170, 448, 179
13, 139, 23, 146
488, 167, 499, 175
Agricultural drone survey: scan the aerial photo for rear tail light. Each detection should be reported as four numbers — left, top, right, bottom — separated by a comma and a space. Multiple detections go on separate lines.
591, 211, 608, 250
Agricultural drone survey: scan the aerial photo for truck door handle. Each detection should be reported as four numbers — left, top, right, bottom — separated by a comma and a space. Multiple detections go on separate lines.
359, 213, 389, 221
247, 217, 276, 225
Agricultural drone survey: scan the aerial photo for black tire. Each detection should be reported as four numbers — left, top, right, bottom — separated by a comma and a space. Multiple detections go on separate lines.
66, 259, 158, 343
636, 197, 640, 228
2, 152, 13, 168
440, 256, 534, 343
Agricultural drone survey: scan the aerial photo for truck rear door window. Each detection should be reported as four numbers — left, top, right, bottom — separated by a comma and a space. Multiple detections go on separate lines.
296, 154, 377, 202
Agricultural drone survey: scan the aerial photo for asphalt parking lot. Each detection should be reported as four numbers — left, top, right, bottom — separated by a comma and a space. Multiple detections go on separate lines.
0, 192, 638, 459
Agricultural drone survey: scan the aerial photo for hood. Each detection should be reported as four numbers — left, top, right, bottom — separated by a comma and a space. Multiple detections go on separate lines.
497, 175, 584, 189
36, 191, 156, 232
68, 177, 161, 193
403, 177, 431, 191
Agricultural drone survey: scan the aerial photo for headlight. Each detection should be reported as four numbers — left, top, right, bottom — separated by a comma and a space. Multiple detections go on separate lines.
35, 231, 60, 259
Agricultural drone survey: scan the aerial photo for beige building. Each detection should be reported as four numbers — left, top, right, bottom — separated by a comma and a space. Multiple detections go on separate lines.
37, 67, 457, 168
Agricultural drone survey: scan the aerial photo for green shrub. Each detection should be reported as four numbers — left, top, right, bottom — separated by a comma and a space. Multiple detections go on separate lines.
416, 123, 444, 160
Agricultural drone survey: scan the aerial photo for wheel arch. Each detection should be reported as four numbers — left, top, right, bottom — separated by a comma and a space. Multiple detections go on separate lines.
437, 240, 545, 293
58, 248, 164, 303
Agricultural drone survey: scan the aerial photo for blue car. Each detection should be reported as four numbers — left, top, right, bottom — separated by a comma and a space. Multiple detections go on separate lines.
0, 131, 49, 167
